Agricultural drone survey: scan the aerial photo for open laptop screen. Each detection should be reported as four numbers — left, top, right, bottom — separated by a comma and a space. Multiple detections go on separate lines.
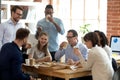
110, 36, 120, 52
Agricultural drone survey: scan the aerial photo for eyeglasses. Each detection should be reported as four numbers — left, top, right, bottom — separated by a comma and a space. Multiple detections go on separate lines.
66, 36, 74, 39
15, 12, 23, 16
45, 10, 54, 14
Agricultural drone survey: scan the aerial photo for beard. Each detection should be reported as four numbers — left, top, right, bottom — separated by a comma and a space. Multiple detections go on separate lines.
22, 41, 27, 48
13, 17, 19, 22
22, 44, 26, 48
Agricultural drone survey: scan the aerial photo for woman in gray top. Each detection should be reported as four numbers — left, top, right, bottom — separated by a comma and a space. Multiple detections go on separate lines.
28, 32, 52, 63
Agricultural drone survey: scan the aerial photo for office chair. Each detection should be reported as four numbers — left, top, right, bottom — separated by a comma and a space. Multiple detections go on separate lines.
112, 58, 117, 72
112, 67, 120, 80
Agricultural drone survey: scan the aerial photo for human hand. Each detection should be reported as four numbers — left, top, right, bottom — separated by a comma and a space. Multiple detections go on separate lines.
25, 43, 31, 49
35, 56, 51, 63
37, 27, 42, 32
30, 76, 35, 80
67, 59, 75, 65
74, 61, 80, 66
46, 15, 54, 23
73, 48, 81, 56
44, 56, 51, 62
59, 41, 68, 50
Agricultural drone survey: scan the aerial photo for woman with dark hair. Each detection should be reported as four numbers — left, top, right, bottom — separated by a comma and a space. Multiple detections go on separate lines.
94, 30, 112, 60
94, 30, 117, 71
28, 32, 52, 63
74, 32, 114, 80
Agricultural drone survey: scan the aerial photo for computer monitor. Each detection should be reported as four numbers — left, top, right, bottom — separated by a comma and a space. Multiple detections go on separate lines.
110, 36, 120, 52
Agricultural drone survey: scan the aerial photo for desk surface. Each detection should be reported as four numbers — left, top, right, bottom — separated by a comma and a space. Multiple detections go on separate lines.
22, 62, 91, 80
112, 53, 120, 60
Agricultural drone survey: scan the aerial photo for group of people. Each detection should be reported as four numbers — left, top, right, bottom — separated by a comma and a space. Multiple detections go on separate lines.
0, 4, 115, 80
0, 4, 65, 80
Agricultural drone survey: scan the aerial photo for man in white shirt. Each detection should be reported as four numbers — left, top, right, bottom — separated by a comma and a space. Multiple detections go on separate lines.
0, 6, 24, 50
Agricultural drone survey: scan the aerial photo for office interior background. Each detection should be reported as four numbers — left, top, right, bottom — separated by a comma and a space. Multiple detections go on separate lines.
1, 0, 120, 45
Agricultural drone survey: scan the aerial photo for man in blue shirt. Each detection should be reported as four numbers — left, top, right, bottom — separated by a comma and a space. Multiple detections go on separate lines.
0, 28, 33, 80
55, 29, 88, 65
55, 29, 88, 80
36, 4, 65, 61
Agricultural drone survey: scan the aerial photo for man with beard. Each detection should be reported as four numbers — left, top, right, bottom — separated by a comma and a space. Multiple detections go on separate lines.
0, 28, 34, 80
0, 6, 24, 50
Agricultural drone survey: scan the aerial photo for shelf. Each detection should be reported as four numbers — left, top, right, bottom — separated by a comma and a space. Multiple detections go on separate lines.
2, 1, 41, 6
1, 0, 42, 34
1, 18, 38, 23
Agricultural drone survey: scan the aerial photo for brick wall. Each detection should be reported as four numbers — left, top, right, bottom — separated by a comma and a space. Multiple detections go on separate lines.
107, 0, 120, 42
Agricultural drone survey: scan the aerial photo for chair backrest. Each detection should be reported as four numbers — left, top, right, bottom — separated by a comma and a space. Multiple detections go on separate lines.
112, 67, 120, 80
112, 58, 118, 72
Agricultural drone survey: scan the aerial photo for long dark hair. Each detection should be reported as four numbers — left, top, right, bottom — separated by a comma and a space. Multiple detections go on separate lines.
94, 30, 108, 47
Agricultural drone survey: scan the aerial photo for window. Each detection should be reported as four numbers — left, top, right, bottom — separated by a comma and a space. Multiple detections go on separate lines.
52, 0, 107, 43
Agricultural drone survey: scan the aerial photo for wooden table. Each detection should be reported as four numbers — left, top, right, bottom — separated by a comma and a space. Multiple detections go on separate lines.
22, 63, 91, 80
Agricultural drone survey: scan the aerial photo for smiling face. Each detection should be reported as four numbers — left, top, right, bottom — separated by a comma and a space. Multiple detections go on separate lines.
12, 8, 23, 22
67, 32, 78, 47
38, 34, 48, 47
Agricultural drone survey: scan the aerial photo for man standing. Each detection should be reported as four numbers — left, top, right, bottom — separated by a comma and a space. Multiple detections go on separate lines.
0, 28, 33, 80
36, 4, 65, 61
0, 6, 24, 49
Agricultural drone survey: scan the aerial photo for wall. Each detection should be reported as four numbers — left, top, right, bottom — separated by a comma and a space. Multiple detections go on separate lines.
107, 0, 120, 42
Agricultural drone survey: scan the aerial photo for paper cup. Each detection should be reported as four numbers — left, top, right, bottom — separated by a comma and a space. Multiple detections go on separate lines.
30, 58, 35, 66
46, 14, 50, 22
25, 59, 30, 65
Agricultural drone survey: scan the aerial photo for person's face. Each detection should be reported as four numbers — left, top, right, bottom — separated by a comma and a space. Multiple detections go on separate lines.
84, 40, 92, 49
22, 37, 28, 47
45, 8, 53, 17
66, 32, 77, 46
38, 35, 48, 47
12, 9, 23, 22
